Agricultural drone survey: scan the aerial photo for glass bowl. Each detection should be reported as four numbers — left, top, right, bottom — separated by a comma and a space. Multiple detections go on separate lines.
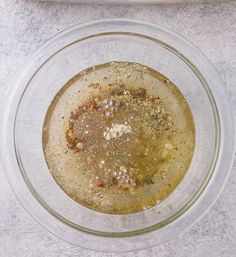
0, 19, 235, 252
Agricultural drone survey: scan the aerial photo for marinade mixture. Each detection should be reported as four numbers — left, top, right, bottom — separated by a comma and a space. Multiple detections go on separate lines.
43, 62, 195, 214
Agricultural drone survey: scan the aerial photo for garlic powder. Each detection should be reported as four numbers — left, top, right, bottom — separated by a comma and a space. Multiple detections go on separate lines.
104, 123, 132, 140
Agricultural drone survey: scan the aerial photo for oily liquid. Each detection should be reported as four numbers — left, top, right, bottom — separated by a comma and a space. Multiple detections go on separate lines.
43, 62, 195, 214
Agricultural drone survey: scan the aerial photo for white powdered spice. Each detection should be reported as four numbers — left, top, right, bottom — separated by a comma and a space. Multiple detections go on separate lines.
104, 123, 132, 140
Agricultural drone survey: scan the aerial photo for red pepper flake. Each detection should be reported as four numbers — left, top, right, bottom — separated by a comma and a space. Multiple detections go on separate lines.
96, 179, 104, 187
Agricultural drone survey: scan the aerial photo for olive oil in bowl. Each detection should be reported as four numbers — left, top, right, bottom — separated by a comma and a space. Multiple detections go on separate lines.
43, 62, 195, 214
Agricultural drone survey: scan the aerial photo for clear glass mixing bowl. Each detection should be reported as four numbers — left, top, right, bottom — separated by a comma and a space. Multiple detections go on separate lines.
0, 19, 235, 252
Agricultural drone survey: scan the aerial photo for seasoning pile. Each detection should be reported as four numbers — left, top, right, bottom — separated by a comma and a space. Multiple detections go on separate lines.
65, 84, 175, 189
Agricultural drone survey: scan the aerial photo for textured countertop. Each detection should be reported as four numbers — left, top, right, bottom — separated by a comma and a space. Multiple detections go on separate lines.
1, 1, 236, 256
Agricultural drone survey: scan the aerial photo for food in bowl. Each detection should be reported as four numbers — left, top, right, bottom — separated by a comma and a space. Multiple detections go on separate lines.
1, 19, 234, 252
43, 61, 195, 214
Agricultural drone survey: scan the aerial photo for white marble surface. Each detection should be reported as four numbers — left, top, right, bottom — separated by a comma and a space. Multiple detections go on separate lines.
1, 1, 236, 256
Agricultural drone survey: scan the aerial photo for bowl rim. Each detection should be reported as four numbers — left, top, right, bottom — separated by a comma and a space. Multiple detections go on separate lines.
1, 18, 235, 252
